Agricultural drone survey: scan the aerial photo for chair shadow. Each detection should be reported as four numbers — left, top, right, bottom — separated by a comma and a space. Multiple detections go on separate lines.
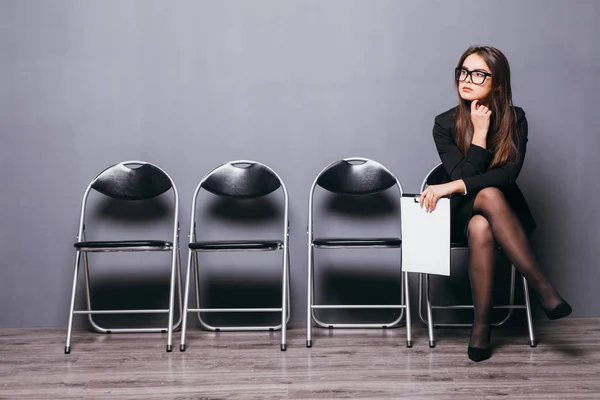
194, 272, 284, 327
204, 196, 281, 224
323, 191, 398, 219
94, 196, 172, 223
81, 272, 179, 329
313, 263, 404, 325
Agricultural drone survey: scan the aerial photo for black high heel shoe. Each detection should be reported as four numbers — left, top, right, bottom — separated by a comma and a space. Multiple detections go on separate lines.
543, 299, 572, 320
468, 345, 491, 362
468, 328, 492, 362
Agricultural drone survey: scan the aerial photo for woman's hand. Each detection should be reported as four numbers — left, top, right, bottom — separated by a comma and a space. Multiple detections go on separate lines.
419, 180, 466, 212
471, 99, 492, 137
420, 184, 450, 213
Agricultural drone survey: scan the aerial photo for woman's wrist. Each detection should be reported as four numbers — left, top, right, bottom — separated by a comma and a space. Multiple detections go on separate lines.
472, 131, 487, 148
447, 180, 467, 195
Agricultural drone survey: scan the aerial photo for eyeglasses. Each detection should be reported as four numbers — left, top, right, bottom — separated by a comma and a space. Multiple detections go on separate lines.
455, 68, 492, 85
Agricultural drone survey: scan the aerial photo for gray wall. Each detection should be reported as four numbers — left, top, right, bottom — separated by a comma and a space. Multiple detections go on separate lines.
1, 0, 599, 328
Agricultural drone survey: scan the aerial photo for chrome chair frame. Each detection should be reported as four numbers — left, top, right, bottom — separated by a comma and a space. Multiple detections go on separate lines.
306, 157, 412, 348
65, 161, 183, 354
418, 163, 535, 348
180, 160, 290, 352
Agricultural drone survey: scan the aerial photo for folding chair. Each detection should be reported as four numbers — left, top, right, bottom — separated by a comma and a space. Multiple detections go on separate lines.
65, 161, 182, 354
306, 157, 412, 348
179, 160, 290, 351
418, 163, 535, 348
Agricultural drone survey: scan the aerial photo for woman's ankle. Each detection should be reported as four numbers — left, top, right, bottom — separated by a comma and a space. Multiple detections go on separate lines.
469, 323, 491, 348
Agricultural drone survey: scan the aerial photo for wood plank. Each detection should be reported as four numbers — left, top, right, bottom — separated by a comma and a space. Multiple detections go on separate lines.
0, 319, 598, 399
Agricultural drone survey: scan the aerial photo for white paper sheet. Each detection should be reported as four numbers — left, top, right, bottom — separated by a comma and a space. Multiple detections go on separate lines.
401, 194, 450, 276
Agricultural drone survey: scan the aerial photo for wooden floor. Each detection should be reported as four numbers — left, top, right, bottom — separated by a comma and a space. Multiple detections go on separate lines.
1, 318, 599, 399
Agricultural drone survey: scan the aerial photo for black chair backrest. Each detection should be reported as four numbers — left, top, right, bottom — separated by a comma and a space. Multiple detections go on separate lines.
201, 162, 282, 199
91, 163, 173, 200
316, 159, 397, 195
426, 164, 450, 187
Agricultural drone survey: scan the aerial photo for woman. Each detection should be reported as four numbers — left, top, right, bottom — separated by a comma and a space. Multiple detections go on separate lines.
420, 45, 571, 362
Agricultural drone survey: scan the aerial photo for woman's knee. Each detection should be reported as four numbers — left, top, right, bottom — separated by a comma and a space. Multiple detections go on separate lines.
474, 187, 508, 214
476, 187, 505, 202
467, 215, 494, 244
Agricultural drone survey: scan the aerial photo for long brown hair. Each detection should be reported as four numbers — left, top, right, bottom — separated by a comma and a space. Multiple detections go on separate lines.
455, 46, 519, 168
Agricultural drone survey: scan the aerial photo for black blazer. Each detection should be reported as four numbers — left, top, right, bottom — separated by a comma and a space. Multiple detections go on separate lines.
432, 106, 537, 239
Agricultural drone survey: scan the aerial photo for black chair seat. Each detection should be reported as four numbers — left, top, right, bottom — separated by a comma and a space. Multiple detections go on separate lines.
189, 240, 283, 251
313, 238, 402, 248
74, 240, 172, 251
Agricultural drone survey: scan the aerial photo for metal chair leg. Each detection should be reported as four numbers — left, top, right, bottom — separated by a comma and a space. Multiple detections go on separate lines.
166, 246, 179, 352
179, 250, 194, 352
403, 271, 412, 348
194, 252, 202, 326
281, 246, 289, 351
418, 273, 432, 328
306, 244, 314, 348
64, 252, 81, 354
286, 248, 292, 324
172, 246, 184, 330
522, 275, 536, 347
425, 274, 435, 348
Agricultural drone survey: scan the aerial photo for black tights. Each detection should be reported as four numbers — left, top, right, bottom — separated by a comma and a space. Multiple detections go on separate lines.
467, 188, 562, 348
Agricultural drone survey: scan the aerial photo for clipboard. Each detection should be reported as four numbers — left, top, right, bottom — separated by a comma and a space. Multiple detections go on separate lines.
401, 193, 450, 276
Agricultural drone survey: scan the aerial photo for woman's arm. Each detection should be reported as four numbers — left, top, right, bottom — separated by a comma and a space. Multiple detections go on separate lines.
432, 114, 494, 183
422, 109, 526, 212
461, 114, 528, 193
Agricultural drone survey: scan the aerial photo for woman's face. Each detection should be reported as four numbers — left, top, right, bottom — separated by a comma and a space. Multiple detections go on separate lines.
457, 53, 493, 103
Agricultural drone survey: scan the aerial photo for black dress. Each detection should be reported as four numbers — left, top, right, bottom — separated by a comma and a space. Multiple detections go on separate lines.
432, 106, 537, 242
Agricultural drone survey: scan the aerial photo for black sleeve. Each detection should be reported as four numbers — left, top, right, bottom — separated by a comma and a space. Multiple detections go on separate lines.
432, 114, 493, 182
462, 114, 529, 193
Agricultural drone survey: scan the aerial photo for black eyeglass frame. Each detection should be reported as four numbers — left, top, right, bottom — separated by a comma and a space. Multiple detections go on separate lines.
455, 67, 492, 85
